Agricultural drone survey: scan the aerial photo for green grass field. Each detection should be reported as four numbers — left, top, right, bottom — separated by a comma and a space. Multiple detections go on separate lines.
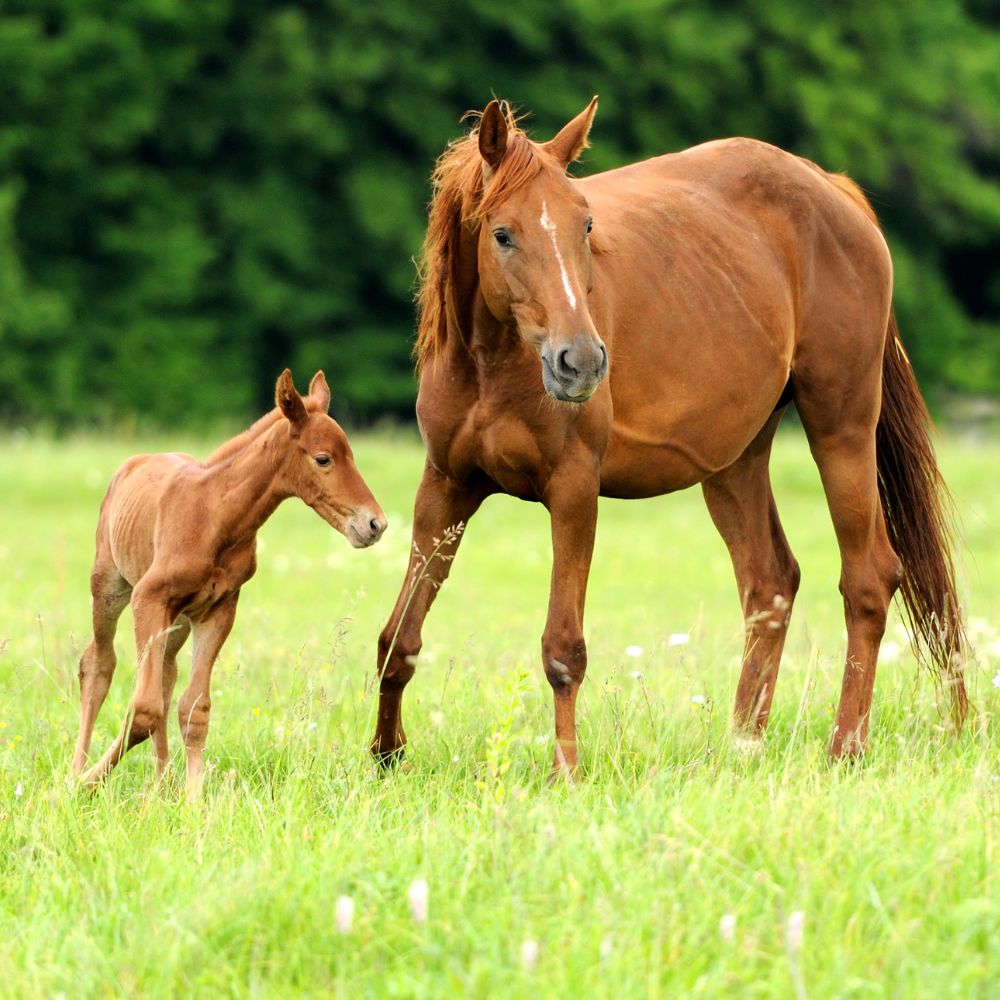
1, 428, 998, 998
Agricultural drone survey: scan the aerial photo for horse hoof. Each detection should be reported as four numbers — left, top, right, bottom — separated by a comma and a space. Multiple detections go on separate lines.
372, 746, 405, 771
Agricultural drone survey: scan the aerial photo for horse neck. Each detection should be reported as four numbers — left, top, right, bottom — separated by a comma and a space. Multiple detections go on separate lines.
204, 421, 294, 547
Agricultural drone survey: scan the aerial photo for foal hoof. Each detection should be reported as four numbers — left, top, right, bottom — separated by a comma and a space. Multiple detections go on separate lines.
732, 734, 764, 758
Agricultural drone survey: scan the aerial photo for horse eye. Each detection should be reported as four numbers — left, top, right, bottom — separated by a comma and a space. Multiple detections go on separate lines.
315, 454, 332, 467
585, 218, 593, 237
494, 228, 513, 248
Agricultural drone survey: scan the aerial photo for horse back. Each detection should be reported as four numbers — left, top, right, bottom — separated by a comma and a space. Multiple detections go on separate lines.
574, 138, 892, 496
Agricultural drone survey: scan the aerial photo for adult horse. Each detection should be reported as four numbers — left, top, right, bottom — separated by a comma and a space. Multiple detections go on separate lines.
374, 98, 967, 774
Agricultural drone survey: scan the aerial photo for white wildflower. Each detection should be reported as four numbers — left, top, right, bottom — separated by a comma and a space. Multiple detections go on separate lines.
520, 939, 539, 971
407, 878, 429, 924
786, 910, 805, 952
335, 895, 355, 934
625, 645, 644, 658
719, 912, 736, 942
878, 641, 901, 664
691, 694, 707, 706
668, 633, 690, 647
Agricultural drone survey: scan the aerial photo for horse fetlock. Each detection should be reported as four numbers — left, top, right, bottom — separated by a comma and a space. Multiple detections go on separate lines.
370, 733, 406, 768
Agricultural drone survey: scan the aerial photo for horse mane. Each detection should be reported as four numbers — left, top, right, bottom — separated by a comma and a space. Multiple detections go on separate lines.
415, 103, 543, 371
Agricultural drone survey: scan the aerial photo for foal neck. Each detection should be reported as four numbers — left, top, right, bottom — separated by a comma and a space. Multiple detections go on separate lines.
204, 420, 295, 547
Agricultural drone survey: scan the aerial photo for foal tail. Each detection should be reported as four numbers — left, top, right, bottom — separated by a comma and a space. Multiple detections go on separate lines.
878, 316, 969, 725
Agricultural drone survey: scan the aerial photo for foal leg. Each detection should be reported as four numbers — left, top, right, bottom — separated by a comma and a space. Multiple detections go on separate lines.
81, 576, 175, 786
152, 617, 190, 784
373, 462, 490, 763
178, 597, 238, 802
542, 462, 600, 778
702, 410, 800, 740
73, 561, 132, 774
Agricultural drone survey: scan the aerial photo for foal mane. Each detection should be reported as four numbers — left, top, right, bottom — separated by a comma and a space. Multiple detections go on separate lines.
415, 103, 542, 371
203, 395, 323, 466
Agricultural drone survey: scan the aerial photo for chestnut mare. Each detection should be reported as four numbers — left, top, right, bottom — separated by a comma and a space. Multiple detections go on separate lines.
74, 370, 387, 798
375, 99, 968, 775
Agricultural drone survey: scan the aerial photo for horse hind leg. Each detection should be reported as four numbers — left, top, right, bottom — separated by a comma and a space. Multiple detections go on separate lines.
702, 409, 801, 744
796, 377, 902, 758
72, 561, 131, 775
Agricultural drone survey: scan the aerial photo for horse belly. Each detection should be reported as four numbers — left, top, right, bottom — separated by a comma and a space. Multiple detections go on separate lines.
599, 386, 786, 499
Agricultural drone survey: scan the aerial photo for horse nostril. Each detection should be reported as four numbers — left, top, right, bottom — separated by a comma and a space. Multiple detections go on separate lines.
369, 517, 381, 536
555, 346, 578, 379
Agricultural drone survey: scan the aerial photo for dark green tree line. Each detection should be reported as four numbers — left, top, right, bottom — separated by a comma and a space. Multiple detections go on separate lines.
1, 0, 998, 428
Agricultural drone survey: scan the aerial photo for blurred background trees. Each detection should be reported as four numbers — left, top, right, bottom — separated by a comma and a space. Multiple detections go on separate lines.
1, 0, 998, 428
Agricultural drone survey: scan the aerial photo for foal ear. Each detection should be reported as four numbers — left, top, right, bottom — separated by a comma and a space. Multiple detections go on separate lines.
275, 369, 308, 427
307, 370, 331, 413
544, 96, 599, 170
478, 99, 508, 174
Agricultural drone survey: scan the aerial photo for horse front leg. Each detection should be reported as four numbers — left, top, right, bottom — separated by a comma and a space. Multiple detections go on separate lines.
372, 463, 490, 765
542, 468, 599, 779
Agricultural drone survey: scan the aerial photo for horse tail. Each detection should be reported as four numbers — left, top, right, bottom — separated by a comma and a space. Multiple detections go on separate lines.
822, 170, 969, 724
878, 314, 969, 725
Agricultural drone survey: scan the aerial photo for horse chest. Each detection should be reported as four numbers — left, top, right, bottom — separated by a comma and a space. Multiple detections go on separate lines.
475, 411, 553, 500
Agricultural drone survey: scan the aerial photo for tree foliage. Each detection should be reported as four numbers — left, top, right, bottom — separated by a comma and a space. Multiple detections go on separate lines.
1, 0, 997, 427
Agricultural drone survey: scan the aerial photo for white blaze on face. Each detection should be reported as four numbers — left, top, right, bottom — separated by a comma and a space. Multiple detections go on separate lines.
540, 200, 577, 311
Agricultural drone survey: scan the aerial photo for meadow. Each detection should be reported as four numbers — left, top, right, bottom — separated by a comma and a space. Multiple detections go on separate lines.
1, 426, 998, 998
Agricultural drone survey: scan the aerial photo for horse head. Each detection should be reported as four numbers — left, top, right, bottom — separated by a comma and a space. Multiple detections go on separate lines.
474, 99, 608, 403
275, 369, 387, 548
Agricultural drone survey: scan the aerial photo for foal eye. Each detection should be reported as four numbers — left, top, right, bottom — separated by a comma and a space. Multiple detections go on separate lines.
493, 228, 514, 248
314, 454, 332, 467
585, 217, 593, 237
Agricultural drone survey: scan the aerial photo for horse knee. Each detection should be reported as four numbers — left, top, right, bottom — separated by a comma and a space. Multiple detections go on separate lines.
377, 628, 418, 690
542, 635, 587, 692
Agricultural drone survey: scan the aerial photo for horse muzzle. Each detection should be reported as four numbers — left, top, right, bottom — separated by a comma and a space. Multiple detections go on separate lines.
540, 335, 608, 403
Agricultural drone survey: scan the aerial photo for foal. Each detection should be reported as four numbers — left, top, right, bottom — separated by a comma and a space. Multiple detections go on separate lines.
73, 369, 386, 798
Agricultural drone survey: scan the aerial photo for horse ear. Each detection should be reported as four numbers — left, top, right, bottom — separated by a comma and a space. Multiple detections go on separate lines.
544, 96, 598, 170
478, 99, 508, 173
275, 369, 307, 428
308, 370, 331, 413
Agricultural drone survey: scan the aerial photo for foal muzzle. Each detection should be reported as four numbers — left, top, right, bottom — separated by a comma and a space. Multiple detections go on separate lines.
346, 506, 388, 548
